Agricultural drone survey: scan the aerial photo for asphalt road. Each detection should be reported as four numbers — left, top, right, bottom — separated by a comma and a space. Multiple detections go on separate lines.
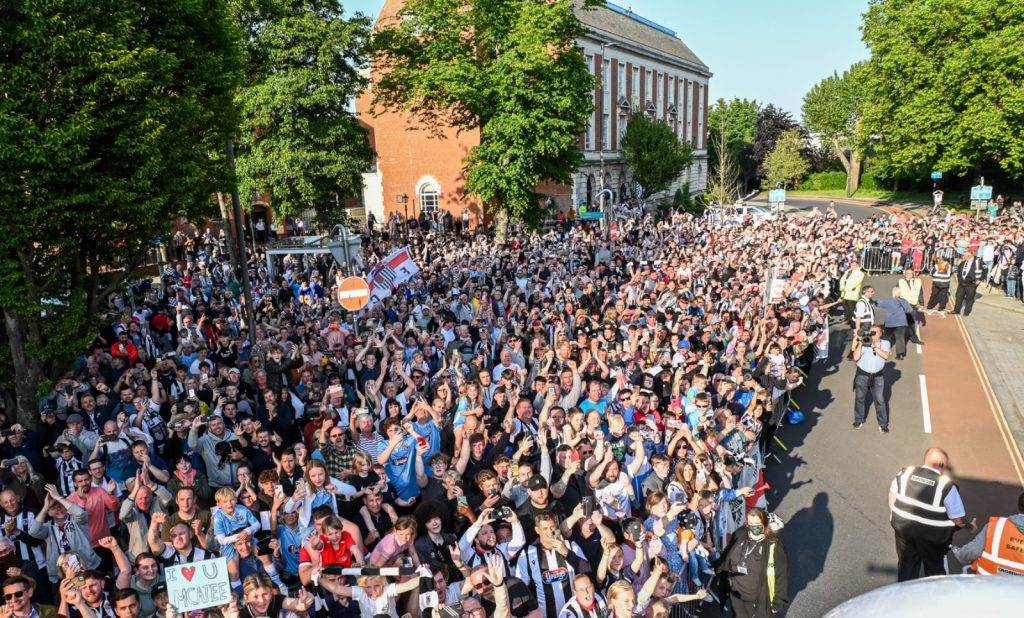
699, 198, 1024, 617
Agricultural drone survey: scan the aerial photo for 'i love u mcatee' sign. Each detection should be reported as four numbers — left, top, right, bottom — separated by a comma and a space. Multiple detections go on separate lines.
165, 557, 232, 612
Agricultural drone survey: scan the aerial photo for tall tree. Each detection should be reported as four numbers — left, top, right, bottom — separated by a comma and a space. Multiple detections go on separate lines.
230, 0, 375, 228
371, 0, 599, 229
707, 98, 759, 190
620, 111, 694, 206
706, 114, 742, 208
752, 105, 803, 179
0, 0, 241, 425
803, 63, 866, 195
762, 129, 810, 189
861, 0, 1024, 179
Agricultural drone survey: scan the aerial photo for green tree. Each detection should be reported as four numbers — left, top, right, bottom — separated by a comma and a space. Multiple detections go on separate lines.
707, 98, 759, 190
803, 63, 866, 195
230, 0, 375, 228
861, 0, 1024, 179
705, 113, 742, 208
371, 0, 599, 229
762, 129, 809, 189
620, 111, 694, 206
0, 0, 241, 424
752, 105, 803, 179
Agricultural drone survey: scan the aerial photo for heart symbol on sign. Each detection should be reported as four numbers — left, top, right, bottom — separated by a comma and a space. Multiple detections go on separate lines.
181, 566, 196, 582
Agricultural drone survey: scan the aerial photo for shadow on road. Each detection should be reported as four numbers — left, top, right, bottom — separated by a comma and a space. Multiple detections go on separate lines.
781, 492, 834, 596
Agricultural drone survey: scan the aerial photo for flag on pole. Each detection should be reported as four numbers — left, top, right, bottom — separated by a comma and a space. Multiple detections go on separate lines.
366, 247, 420, 309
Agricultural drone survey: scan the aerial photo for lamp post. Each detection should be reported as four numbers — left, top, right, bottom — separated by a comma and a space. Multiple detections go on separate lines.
599, 40, 617, 241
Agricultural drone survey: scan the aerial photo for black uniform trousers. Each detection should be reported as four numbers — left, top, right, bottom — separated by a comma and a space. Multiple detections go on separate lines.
895, 531, 948, 582
953, 282, 978, 315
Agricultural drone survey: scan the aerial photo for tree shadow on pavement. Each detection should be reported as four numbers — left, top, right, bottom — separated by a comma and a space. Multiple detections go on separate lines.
780, 492, 834, 596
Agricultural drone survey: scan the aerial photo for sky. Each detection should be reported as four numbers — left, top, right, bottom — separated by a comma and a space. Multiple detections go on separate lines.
341, 0, 870, 121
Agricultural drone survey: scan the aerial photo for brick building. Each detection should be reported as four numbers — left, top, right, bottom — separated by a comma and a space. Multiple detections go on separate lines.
356, 1, 711, 222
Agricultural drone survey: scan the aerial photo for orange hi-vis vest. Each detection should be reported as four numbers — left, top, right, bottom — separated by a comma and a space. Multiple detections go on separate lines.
972, 516, 1024, 576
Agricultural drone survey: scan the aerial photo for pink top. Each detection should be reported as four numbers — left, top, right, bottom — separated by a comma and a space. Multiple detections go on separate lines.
67, 487, 120, 547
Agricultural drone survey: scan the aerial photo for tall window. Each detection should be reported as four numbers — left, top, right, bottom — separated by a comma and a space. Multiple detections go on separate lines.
601, 113, 610, 150
618, 64, 625, 95
418, 183, 439, 212
602, 60, 611, 105
618, 112, 627, 142
584, 120, 593, 151
632, 67, 639, 98
646, 70, 652, 102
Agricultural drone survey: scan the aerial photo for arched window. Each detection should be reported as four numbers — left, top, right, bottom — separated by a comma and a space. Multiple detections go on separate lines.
416, 178, 440, 213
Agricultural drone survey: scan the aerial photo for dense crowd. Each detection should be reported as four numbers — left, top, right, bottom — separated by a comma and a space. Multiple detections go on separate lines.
2, 198, 1023, 618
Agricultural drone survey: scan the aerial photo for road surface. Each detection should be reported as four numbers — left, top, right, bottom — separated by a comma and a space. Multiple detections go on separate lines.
704, 197, 1024, 617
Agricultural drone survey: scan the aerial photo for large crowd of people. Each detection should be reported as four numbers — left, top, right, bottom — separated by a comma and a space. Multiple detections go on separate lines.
2, 198, 1023, 618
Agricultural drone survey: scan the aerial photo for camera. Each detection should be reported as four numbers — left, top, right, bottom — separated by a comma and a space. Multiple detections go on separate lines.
858, 326, 874, 345
583, 496, 594, 517
495, 506, 512, 520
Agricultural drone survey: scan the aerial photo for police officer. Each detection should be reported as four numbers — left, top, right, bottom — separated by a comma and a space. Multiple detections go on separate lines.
897, 268, 925, 344
953, 491, 1024, 575
889, 448, 978, 581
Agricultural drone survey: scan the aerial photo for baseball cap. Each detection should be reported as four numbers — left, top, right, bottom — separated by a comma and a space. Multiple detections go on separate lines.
66, 413, 84, 424
526, 476, 548, 491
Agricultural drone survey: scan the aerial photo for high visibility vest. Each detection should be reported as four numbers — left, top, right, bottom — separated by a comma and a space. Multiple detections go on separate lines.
890, 466, 956, 545
972, 517, 1024, 576
898, 278, 923, 306
840, 269, 864, 301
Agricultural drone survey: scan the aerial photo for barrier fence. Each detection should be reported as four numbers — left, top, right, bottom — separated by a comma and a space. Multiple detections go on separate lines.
858, 245, 959, 274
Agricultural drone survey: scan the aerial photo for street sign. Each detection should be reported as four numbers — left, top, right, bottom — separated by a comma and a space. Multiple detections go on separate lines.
970, 185, 993, 201
580, 211, 605, 220
336, 276, 370, 311
768, 189, 787, 203
930, 171, 942, 180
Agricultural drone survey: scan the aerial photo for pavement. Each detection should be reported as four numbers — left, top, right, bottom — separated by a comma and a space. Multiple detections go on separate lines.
699, 196, 1024, 617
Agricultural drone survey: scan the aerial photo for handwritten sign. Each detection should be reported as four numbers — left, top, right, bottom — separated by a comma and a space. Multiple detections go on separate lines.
166, 557, 231, 613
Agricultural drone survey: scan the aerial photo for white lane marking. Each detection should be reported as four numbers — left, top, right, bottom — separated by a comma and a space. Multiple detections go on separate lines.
915, 323, 922, 355
920, 374, 932, 434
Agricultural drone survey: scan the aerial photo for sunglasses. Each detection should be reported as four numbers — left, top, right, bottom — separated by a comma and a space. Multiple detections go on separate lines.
3, 591, 25, 600
473, 582, 492, 591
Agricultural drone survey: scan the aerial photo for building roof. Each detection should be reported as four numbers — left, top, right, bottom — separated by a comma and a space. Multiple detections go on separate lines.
576, 1, 709, 73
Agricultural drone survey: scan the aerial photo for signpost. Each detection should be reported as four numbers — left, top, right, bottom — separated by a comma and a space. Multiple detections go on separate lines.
166, 558, 231, 614
768, 189, 786, 216
930, 171, 942, 180
580, 211, 605, 220
970, 182, 993, 215
336, 277, 370, 312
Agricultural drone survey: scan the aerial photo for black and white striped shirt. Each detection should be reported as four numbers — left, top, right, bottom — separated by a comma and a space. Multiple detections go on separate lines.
515, 542, 590, 618
558, 594, 609, 618
0, 510, 45, 568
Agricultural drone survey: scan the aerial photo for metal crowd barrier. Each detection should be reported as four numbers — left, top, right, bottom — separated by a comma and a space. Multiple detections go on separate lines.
859, 245, 958, 274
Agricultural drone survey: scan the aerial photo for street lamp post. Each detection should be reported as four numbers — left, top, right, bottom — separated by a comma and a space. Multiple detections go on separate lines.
599, 40, 616, 241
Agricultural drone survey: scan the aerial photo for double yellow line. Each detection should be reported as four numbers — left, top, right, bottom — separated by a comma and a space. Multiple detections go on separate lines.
954, 315, 1024, 487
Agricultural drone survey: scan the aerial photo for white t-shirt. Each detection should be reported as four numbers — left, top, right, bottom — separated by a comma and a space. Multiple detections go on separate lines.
351, 583, 399, 618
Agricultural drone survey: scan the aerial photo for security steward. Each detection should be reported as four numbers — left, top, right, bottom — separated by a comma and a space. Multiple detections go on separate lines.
846, 284, 876, 361
889, 447, 978, 581
898, 268, 925, 344
953, 491, 1024, 575
839, 259, 865, 326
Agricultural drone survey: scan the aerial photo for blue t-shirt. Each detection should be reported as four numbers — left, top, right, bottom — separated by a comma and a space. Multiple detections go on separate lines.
277, 524, 311, 575
385, 436, 419, 500
410, 420, 440, 462
579, 398, 608, 418
213, 504, 259, 560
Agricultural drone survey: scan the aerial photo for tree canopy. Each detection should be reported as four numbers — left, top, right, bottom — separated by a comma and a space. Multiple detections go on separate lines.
371, 0, 600, 228
762, 129, 809, 190
230, 0, 375, 226
620, 111, 694, 205
861, 0, 1024, 179
707, 98, 759, 189
0, 0, 241, 423
752, 105, 804, 179
803, 62, 866, 194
